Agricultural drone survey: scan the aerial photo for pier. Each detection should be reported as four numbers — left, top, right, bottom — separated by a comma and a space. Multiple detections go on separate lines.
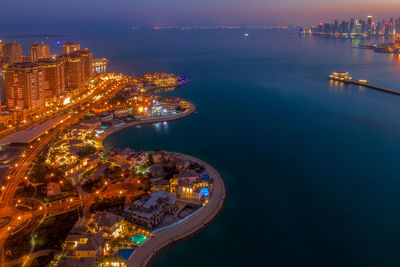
328, 72, 400, 96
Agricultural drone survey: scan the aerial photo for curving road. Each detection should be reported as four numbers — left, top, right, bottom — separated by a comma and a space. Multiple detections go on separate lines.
4, 249, 56, 267
0, 78, 128, 264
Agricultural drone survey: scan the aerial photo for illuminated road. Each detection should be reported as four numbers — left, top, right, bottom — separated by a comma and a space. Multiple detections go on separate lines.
0, 77, 128, 264
4, 249, 56, 267
0, 77, 199, 266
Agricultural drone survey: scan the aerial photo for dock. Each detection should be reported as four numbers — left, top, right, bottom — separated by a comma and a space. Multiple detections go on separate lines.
328, 72, 400, 96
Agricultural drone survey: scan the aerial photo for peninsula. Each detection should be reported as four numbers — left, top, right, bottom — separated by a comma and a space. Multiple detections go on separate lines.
0, 41, 226, 267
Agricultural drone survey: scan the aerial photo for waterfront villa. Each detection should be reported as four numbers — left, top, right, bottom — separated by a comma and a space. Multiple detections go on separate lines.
123, 190, 178, 229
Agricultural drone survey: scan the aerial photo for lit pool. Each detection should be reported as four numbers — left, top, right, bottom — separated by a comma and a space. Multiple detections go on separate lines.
131, 233, 148, 245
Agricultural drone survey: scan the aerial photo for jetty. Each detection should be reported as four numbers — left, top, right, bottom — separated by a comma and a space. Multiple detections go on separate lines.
328, 72, 400, 96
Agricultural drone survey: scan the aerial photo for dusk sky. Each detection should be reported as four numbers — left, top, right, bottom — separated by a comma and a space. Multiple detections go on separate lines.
2, 0, 400, 29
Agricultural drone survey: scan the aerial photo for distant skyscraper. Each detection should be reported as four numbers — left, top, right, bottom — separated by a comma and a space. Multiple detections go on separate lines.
367, 16, 372, 34
350, 18, 355, 33
37, 59, 65, 100
334, 19, 339, 33
62, 42, 80, 55
5, 62, 45, 111
3, 43, 22, 65
58, 54, 84, 92
30, 42, 50, 62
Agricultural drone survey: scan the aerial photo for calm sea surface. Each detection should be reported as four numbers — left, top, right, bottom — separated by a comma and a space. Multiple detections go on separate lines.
17, 30, 400, 266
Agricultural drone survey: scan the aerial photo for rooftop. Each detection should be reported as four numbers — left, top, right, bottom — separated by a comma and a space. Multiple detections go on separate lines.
91, 211, 124, 229
0, 114, 69, 146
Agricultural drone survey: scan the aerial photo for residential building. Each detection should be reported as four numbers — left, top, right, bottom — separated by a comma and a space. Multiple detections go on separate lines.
63, 42, 80, 55
75, 49, 93, 80
0, 41, 3, 63
64, 232, 105, 259
30, 42, 50, 61
123, 190, 178, 229
37, 58, 65, 100
5, 62, 45, 111
175, 176, 211, 203
3, 42, 22, 65
58, 54, 84, 92
99, 112, 113, 122
81, 118, 101, 129
113, 108, 129, 118
88, 211, 125, 236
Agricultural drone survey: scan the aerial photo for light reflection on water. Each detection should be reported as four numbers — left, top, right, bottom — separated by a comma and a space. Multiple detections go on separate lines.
101, 30, 400, 267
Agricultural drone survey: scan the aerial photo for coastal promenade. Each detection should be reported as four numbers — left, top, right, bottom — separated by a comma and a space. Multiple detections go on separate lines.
100, 102, 196, 145
100, 101, 226, 267
128, 152, 226, 267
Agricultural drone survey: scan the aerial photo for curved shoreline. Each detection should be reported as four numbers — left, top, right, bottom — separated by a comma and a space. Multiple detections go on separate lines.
100, 102, 196, 146
128, 152, 226, 267
100, 101, 226, 267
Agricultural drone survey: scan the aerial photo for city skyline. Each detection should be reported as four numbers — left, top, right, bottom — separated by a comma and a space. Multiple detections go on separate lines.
2, 0, 400, 31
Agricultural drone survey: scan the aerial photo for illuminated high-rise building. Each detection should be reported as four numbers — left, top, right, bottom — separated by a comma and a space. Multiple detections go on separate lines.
0, 72, 5, 107
74, 49, 93, 81
394, 35, 400, 49
3, 42, 22, 65
350, 18, 355, 33
0, 41, 4, 63
30, 42, 50, 62
37, 59, 65, 100
367, 16, 372, 34
5, 62, 45, 111
58, 54, 84, 92
62, 42, 80, 55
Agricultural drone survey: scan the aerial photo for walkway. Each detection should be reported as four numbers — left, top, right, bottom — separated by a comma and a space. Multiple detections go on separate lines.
100, 103, 196, 146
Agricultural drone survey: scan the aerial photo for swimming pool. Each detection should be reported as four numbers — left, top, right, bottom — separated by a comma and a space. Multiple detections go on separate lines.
117, 249, 135, 259
131, 233, 148, 245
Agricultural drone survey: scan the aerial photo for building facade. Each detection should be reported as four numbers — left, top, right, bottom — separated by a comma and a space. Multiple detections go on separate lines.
59, 54, 84, 92
37, 59, 65, 101
5, 62, 45, 111
124, 190, 178, 229
3, 43, 22, 65
75, 49, 93, 80
30, 42, 50, 61
0, 41, 3, 63
62, 42, 80, 55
